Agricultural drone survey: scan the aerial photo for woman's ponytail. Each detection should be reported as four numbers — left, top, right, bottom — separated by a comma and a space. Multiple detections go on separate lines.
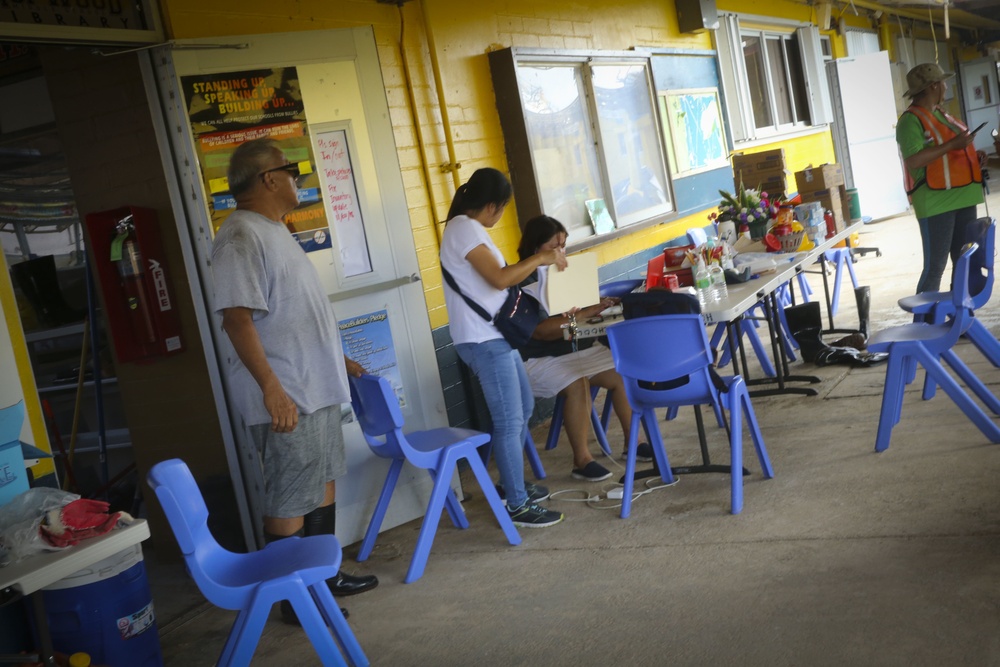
446, 168, 512, 221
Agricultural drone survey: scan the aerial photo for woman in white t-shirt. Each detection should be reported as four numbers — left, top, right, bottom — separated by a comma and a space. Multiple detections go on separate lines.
440, 168, 566, 528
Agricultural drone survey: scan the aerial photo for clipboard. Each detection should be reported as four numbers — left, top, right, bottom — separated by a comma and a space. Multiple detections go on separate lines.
546, 252, 600, 314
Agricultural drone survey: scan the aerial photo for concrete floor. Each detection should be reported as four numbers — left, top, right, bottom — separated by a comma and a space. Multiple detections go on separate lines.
146, 190, 1000, 667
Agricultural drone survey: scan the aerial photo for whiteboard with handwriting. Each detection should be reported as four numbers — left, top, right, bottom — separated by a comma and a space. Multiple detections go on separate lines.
315, 128, 372, 277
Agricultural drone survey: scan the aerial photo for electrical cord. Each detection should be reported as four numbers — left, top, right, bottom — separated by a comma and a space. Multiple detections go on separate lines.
549, 475, 679, 511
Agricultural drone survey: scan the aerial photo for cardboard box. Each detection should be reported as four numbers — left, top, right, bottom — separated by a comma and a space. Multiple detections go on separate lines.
734, 165, 791, 195
799, 185, 848, 233
0, 438, 29, 506
732, 148, 786, 173
795, 164, 845, 194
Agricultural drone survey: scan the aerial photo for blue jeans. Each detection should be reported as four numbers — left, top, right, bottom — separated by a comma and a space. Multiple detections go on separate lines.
916, 205, 978, 293
456, 338, 534, 509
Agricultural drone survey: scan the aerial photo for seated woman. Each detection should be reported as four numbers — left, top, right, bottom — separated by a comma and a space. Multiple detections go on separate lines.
518, 215, 652, 481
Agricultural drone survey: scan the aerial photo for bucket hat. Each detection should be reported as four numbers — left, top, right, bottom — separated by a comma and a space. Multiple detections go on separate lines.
904, 63, 954, 98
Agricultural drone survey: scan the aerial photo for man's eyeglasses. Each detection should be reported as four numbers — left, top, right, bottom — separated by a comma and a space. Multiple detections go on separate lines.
259, 162, 307, 181
260, 163, 301, 179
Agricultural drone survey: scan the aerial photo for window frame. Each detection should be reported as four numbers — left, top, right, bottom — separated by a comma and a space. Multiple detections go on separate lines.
489, 47, 675, 249
714, 14, 832, 145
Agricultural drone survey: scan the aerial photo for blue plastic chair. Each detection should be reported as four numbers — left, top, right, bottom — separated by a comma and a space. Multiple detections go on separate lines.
147, 459, 367, 667
606, 314, 775, 518
349, 374, 520, 583
897, 217, 999, 399
824, 248, 859, 317
868, 242, 1000, 452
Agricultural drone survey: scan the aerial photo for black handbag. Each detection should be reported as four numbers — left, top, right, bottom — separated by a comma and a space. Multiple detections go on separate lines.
441, 266, 540, 348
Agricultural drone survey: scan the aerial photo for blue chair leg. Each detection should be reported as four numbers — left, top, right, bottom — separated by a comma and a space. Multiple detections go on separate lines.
590, 406, 613, 456
292, 584, 350, 667
465, 454, 521, 546
523, 432, 546, 480
967, 320, 1000, 367
545, 395, 566, 450
727, 394, 744, 515
218, 606, 249, 667
620, 412, 642, 519
405, 452, 458, 583
796, 272, 812, 301
875, 352, 909, 452
226, 588, 272, 667
917, 348, 1000, 443
940, 349, 1000, 414
743, 321, 777, 377
311, 583, 369, 667
596, 386, 614, 432
357, 459, 403, 561
427, 466, 468, 530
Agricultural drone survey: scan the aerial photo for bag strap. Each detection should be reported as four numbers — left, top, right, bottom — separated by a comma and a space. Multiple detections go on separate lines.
441, 265, 493, 323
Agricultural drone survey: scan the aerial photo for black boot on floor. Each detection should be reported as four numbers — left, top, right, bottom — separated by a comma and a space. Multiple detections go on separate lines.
264, 528, 351, 624
784, 302, 825, 362
303, 504, 379, 597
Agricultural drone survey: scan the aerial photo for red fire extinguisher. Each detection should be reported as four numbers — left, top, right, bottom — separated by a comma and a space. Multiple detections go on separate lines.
111, 214, 157, 345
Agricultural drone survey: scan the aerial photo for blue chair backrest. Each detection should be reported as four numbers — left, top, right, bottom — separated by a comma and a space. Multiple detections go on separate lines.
147, 459, 213, 556
349, 374, 407, 459
930, 242, 979, 355
0, 400, 25, 445
599, 278, 644, 299
964, 217, 995, 308
606, 314, 717, 408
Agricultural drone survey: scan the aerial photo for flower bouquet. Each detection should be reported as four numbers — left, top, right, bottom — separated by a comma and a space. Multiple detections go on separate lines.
709, 183, 778, 240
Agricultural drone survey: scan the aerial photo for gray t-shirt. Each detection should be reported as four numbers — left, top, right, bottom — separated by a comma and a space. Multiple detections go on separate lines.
211, 209, 349, 426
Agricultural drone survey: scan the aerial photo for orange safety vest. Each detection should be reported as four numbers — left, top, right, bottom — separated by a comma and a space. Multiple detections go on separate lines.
904, 105, 982, 193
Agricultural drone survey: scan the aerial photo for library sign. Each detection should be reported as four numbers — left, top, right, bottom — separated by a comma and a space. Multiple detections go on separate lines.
0, 0, 162, 43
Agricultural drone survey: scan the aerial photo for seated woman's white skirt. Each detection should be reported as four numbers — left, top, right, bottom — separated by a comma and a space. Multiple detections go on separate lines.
522, 342, 616, 398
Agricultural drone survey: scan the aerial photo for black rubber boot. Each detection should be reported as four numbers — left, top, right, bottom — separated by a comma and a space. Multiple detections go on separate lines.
783, 302, 825, 362
264, 528, 350, 623
854, 286, 871, 342
303, 504, 379, 597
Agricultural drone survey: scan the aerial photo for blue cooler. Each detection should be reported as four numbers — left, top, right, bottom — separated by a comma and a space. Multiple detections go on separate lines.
41, 544, 163, 667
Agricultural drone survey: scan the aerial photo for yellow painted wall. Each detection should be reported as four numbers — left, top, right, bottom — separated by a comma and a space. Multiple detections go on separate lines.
161, 0, 838, 329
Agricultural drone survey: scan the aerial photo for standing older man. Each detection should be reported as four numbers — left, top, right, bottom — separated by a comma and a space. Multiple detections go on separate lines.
211, 138, 377, 624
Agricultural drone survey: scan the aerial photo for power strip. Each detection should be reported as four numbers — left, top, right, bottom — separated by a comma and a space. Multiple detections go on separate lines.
606, 488, 624, 500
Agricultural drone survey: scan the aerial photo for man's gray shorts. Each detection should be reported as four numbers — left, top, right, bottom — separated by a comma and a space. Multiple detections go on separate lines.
247, 404, 347, 518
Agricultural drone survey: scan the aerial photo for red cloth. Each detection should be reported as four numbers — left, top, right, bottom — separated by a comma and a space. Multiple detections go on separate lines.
40, 498, 121, 548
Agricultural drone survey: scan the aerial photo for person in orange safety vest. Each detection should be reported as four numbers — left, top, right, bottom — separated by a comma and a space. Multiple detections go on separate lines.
896, 63, 986, 293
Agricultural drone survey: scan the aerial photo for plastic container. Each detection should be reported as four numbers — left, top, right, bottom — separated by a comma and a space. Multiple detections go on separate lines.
694, 257, 712, 308
846, 188, 862, 220
709, 263, 728, 301
41, 544, 163, 667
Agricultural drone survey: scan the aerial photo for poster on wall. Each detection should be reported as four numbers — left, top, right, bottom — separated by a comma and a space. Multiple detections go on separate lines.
314, 128, 372, 277
180, 67, 332, 252
658, 89, 728, 177
338, 309, 405, 407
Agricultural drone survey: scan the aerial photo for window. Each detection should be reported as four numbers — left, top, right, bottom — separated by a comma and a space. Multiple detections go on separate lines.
714, 14, 832, 143
490, 49, 673, 243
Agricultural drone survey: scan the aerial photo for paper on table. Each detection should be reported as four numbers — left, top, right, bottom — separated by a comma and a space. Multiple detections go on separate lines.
546, 252, 600, 315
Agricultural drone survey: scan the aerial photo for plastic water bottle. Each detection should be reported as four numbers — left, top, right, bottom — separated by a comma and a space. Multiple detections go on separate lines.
694, 256, 712, 308
709, 263, 728, 302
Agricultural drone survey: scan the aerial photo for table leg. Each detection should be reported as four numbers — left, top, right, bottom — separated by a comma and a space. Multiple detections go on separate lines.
746, 292, 821, 397
29, 593, 57, 667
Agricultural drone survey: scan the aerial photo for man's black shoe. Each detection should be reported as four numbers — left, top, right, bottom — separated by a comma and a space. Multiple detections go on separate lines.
280, 599, 349, 625
328, 571, 379, 596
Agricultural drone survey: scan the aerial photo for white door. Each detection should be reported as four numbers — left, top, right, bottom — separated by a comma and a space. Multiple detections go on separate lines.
830, 51, 909, 220
150, 28, 448, 546
958, 58, 999, 154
